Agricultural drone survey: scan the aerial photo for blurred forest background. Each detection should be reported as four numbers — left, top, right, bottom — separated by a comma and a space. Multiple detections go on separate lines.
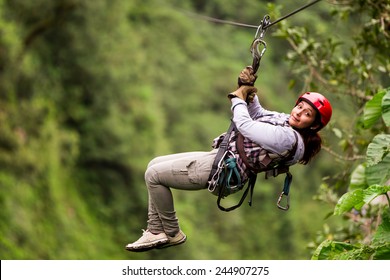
1, 0, 389, 260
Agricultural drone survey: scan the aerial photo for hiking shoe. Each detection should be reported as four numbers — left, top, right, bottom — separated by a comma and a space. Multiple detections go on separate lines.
125, 229, 169, 252
157, 230, 187, 249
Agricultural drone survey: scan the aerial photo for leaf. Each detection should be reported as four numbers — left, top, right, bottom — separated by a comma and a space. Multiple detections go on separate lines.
311, 240, 332, 260
372, 209, 390, 246
366, 134, 390, 185
311, 240, 359, 260
334, 189, 364, 215
366, 134, 390, 166
335, 185, 390, 215
366, 157, 390, 186
312, 240, 378, 260
363, 90, 386, 128
382, 88, 390, 127
349, 164, 368, 190
372, 244, 390, 260
362, 185, 390, 204
336, 245, 375, 260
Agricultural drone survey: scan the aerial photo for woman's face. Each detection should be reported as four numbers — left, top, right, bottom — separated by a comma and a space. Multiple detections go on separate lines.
288, 101, 318, 130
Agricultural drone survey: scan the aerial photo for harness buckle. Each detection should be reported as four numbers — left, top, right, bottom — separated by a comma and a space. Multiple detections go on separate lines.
277, 191, 290, 211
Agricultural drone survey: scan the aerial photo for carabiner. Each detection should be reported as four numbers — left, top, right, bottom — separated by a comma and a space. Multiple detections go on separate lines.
250, 15, 270, 74
277, 191, 290, 211
250, 39, 267, 73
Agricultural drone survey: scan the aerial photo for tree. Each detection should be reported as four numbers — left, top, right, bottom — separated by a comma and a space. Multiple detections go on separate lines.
272, 0, 390, 259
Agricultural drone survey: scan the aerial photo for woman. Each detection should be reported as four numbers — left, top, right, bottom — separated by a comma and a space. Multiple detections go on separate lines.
125, 67, 332, 252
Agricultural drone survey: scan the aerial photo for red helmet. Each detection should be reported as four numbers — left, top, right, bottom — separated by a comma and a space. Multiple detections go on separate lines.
296, 92, 332, 128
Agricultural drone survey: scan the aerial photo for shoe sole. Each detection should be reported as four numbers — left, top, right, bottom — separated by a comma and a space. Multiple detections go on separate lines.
156, 235, 187, 249
125, 239, 169, 252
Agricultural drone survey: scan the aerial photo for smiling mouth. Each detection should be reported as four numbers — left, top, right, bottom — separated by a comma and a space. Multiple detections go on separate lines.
291, 116, 299, 123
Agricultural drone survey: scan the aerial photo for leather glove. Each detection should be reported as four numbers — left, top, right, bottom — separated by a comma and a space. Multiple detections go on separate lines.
238, 66, 257, 87
228, 85, 258, 103
247, 91, 257, 103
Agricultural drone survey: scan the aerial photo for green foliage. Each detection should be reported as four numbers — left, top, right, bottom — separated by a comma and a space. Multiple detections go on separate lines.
334, 185, 390, 215
312, 210, 390, 260
383, 92, 390, 127
363, 89, 387, 128
277, 0, 390, 260
312, 88, 390, 259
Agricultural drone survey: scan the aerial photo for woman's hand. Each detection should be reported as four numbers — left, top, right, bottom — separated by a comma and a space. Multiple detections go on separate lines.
228, 85, 257, 102
238, 66, 257, 86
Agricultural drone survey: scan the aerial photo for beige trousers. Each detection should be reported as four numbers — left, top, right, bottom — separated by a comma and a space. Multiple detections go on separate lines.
144, 150, 217, 236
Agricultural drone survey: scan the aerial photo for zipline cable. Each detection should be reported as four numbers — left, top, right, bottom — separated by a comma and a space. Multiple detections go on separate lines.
184, 13, 258, 29
264, 0, 322, 29
184, 0, 323, 30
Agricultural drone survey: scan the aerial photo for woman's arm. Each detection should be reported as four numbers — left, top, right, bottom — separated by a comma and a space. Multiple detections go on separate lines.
247, 94, 265, 119
231, 98, 296, 154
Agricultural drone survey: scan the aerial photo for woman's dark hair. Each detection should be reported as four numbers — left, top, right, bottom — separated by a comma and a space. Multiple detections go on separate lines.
297, 129, 322, 165
296, 114, 323, 165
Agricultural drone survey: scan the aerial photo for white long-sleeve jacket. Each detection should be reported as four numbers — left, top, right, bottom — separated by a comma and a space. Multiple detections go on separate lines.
230, 95, 304, 165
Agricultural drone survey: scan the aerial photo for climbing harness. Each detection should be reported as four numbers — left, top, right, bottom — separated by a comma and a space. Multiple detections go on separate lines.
207, 1, 323, 212
207, 122, 297, 212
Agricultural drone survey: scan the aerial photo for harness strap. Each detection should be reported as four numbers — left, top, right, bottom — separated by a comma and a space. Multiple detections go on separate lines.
247, 173, 257, 207
236, 133, 267, 173
207, 121, 235, 185
236, 131, 299, 174
277, 172, 293, 210
217, 174, 255, 212
209, 122, 256, 212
